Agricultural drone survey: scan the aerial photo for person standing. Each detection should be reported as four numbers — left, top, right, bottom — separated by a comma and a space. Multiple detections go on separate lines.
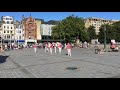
5, 44, 8, 51
58, 43, 62, 54
50, 43, 53, 54
33, 44, 37, 52
54, 43, 57, 53
45, 43, 48, 52
67, 43, 71, 56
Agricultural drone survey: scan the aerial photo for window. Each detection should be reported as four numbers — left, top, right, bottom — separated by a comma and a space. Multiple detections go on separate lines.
7, 31, 9, 33
20, 26, 22, 29
11, 27, 12, 29
7, 35, 10, 39
49, 31, 50, 34
28, 30, 31, 34
7, 21, 9, 24
4, 36, 6, 39
41, 30, 43, 34
7, 26, 9, 29
11, 31, 12, 33
4, 26, 5, 29
4, 31, 6, 33
11, 21, 13, 24
19, 36, 21, 39
29, 36, 31, 39
16, 25, 18, 28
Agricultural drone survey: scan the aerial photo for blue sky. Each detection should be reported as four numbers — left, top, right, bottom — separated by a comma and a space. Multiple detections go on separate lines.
0, 12, 120, 21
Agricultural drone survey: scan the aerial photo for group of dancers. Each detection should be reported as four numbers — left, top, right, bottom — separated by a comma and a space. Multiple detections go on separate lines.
44, 42, 63, 54
33, 42, 71, 56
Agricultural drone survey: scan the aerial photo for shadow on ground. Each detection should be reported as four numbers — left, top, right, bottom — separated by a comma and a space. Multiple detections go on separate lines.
0, 55, 9, 63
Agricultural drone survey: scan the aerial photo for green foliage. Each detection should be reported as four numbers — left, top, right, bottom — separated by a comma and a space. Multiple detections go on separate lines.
98, 21, 120, 43
51, 15, 88, 43
87, 26, 97, 42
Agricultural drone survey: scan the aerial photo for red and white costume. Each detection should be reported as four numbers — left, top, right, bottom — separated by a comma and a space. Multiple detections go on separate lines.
67, 43, 71, 56
54, 43, 57, 53
45, 43, 49, 52
58, 44, 62, 54
50, 43, 53, 54
33, 44, 37, 52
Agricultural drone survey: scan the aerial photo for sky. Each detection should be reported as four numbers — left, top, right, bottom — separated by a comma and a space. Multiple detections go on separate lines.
0, 12, 120, 21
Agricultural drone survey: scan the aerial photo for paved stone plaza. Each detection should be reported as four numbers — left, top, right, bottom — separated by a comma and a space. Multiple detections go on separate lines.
1, 47, 120, 78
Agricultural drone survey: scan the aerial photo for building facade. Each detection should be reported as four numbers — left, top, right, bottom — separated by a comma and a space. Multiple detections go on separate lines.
0, 21, 2, 45
35, 19, 42, 41
0, 21, 2, 38
14, 20, 25, 45
41, 24, 55, 39
1, 16, 15, 43
84, 17, 119, 35
22, 15, 37, 45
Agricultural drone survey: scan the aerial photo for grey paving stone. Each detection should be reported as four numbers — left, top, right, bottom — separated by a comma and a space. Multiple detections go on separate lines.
1, 48, 120, 78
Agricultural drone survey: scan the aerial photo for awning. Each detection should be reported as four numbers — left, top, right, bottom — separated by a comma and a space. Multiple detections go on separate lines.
16, 40, 25, 42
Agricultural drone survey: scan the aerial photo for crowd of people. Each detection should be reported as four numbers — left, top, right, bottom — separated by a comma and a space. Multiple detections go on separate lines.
0, 43, 24, 51
0, 42, 72, 57
1, 41, 119, 56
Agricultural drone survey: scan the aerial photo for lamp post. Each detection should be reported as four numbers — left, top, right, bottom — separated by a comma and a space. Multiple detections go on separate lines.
104, 25, 107, 52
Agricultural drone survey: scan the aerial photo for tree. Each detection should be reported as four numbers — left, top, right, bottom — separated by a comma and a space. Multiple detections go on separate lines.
52, 15, 88, 43
112, 21, 120, 42
87, 26, 97, 42
98, 24, 114, 43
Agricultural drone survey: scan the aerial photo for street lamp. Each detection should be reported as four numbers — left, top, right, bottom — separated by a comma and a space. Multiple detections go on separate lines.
104, 25, 107, 52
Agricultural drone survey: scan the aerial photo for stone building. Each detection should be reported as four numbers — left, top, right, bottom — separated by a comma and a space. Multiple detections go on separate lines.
84, 17, 119, 35
22, 15, 37, 45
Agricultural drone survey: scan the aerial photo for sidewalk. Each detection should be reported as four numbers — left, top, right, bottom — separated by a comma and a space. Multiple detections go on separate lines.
0, 48, 120, 78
